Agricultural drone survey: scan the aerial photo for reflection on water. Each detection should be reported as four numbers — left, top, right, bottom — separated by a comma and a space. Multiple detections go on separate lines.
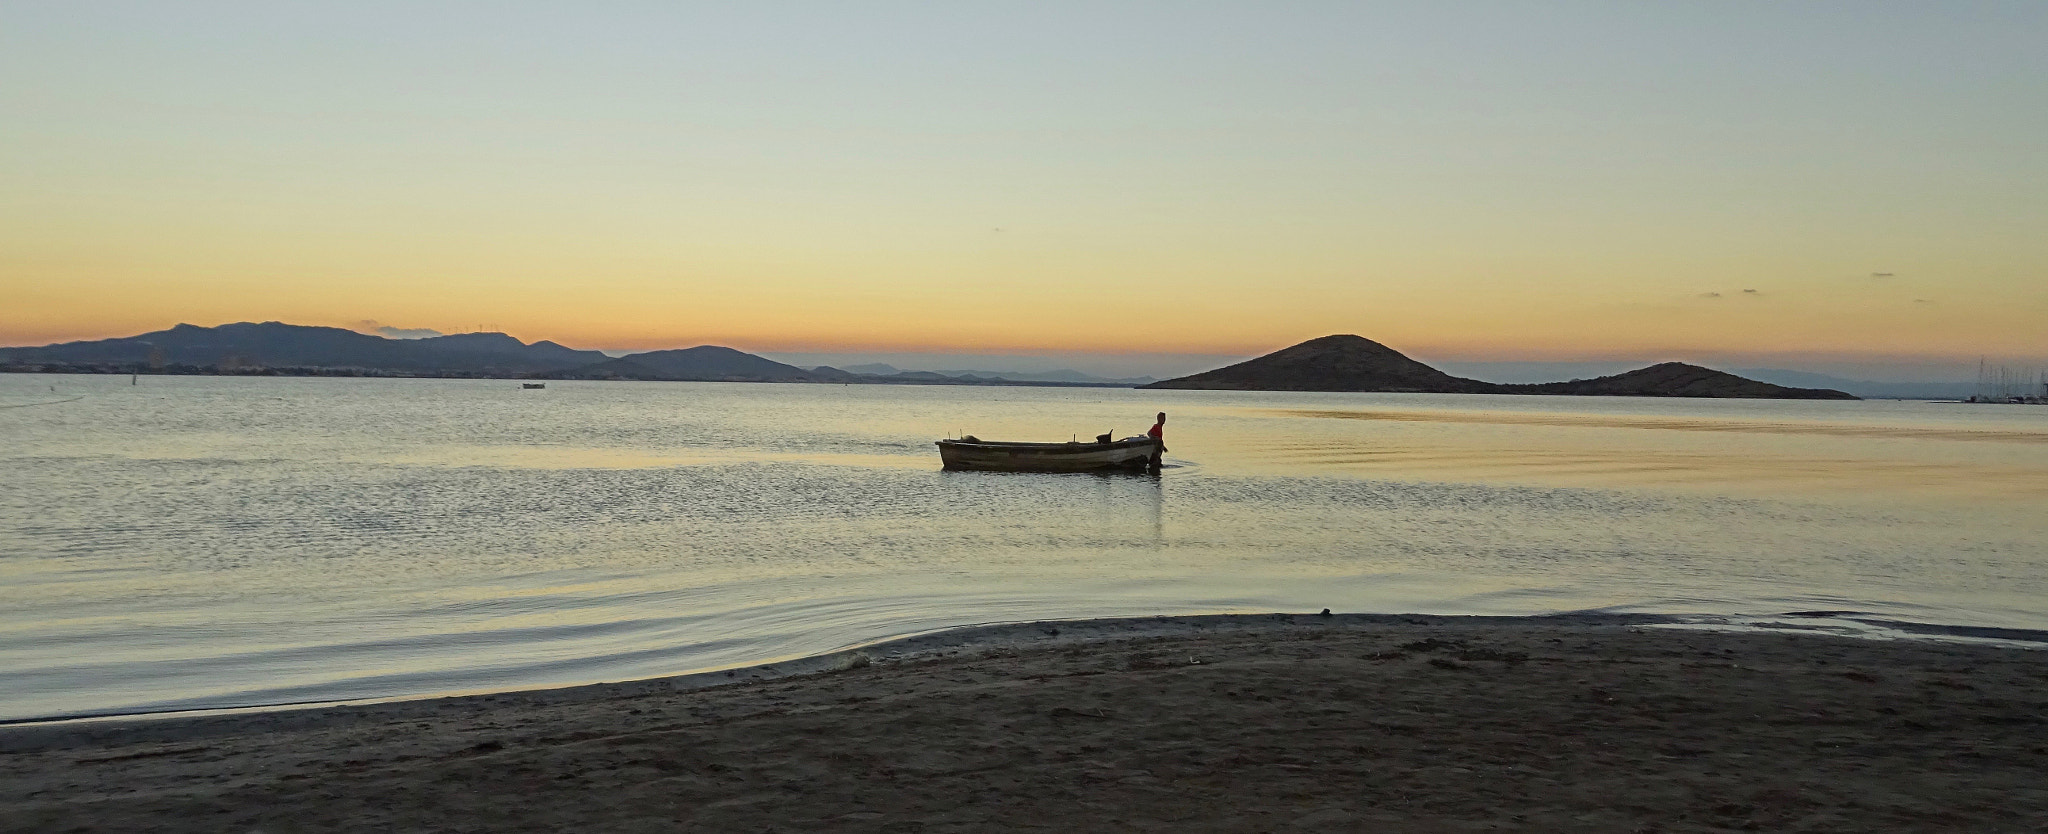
1231, 401, 2048, 500
1, 374, 2044, 721
1252, 436, 2048, 499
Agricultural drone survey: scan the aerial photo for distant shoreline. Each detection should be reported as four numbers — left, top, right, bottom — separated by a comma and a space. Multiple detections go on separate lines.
4, 366, 1941, 398
0, 365, 1139, 388
1145, 334, 1862, 400
7, 611, 2041, 728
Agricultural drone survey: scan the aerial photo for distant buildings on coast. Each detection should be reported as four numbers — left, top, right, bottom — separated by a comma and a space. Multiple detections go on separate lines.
1969, 361, 2047, 404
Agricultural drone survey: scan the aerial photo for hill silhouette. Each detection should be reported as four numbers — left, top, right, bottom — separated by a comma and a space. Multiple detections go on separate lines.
1141, 335, 1497, 393
3, 323, 1146, 386
0, 322, 607, 375
5, 325, 1859, 398
1505, 362, 1858, 399
549, 346, 822, 382
1145, 336, 1856, 399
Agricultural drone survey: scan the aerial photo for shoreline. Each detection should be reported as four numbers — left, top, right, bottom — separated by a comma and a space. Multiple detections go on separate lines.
7, 610, 2047, 730
7, 613, 2047, 831
14, 613, 1671, 731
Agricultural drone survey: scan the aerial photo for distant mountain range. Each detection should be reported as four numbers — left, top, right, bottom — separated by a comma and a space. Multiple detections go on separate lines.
1143, 335, 1858, 400
829, 363, 1156, 385
0, 323, 1136, 387
5, 324, 1929, 399
556, 346, 822, 383
0, 322, 608, 376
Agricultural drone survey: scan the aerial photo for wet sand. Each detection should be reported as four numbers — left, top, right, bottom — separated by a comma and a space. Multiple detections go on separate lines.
4, 614, 2045, 833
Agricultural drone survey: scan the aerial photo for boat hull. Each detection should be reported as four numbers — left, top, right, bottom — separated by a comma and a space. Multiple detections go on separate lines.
936, 437, 1159, 472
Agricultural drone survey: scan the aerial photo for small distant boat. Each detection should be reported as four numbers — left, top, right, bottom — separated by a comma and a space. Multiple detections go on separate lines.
522, 383, 546, 389
936, 435, 1159, 472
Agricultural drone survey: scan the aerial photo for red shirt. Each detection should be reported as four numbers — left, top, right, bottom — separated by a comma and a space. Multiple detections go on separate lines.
1145, 423, 1163, 440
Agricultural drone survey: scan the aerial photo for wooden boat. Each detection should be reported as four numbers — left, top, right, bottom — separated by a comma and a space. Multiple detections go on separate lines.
936, 436, 1160, 472
522, 383, 546, 389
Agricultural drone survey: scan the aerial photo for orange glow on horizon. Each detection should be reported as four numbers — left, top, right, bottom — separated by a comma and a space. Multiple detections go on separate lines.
4, 7, 2042, 368
6, 301, 2041, 370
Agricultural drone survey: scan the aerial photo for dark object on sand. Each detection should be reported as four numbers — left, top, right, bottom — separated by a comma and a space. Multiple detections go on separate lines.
937, 436, 1161, 472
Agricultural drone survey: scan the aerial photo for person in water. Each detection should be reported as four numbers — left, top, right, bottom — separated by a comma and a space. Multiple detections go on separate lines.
1145, 412, 1166, 470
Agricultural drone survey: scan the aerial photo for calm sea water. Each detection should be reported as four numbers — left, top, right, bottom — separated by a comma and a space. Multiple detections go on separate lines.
3, 374, 2045, 721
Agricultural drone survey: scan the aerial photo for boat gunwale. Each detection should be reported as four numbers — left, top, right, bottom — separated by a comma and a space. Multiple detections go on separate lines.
935, 438, 1157, 454
934, 436, 1159, 471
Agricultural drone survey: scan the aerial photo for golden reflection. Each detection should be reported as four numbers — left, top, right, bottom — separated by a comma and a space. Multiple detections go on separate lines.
375, 446, 932, 471
1236, 438, 2048, 501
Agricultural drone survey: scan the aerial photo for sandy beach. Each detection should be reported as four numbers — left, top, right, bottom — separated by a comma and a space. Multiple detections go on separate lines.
4, 614, 2045, 833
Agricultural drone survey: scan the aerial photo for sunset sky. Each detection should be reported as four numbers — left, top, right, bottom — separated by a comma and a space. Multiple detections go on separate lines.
4, 3, 2043, 377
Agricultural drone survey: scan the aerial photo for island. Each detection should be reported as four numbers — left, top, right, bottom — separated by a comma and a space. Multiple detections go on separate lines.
1143, 335, 1858, 399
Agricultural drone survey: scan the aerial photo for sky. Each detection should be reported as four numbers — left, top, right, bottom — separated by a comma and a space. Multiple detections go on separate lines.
3, 2, 2044, 380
